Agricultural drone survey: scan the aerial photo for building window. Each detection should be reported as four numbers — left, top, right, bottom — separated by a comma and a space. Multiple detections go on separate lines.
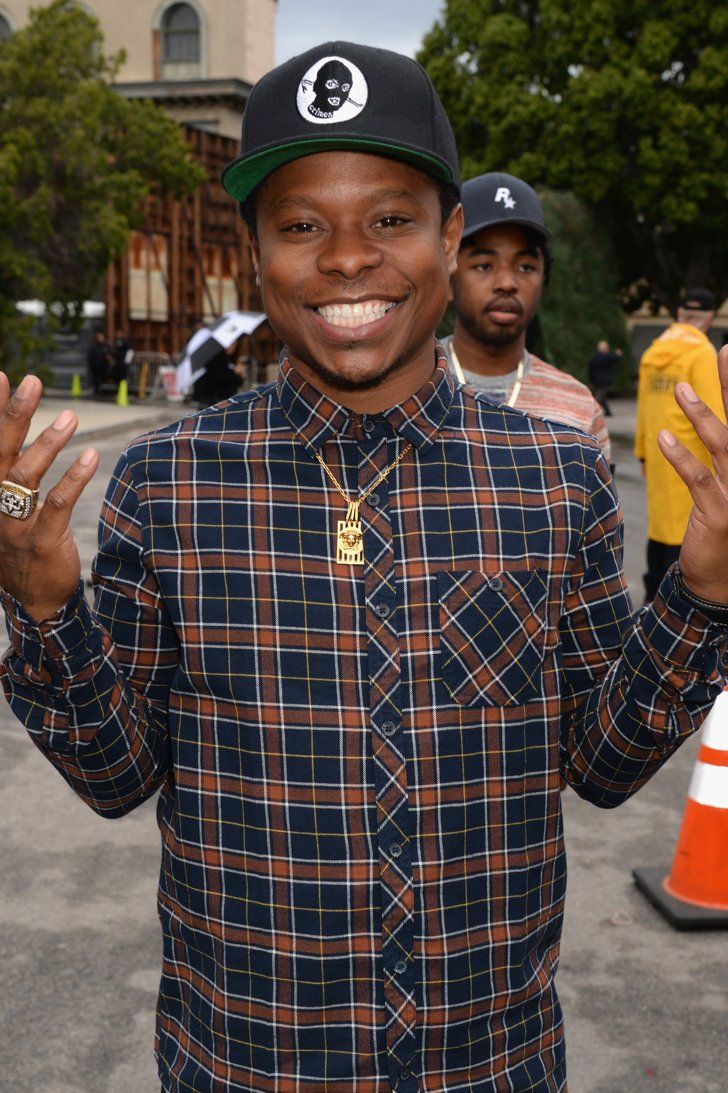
162, 3, 200, 63
0, 14, 12, 41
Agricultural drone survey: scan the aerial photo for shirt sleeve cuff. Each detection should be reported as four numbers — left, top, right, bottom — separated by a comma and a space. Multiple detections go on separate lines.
2, 580, 104, 680
672, 565, 728, 624
640, 565, 728, 687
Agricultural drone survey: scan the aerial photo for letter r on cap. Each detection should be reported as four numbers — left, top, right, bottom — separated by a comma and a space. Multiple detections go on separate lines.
495, 187, 516, 209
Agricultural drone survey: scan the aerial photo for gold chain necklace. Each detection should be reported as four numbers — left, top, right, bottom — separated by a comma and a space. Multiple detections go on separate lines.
312, 440, 412, 566
449, 341, 524, 408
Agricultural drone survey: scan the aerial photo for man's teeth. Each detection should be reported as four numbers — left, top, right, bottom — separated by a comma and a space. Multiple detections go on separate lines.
316, 301, 396, 328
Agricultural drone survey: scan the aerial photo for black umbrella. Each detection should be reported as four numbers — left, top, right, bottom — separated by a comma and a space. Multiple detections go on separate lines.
176, 311, 266, 392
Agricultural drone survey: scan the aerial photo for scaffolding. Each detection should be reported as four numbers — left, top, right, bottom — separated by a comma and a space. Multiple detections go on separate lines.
104, 126, 280, 384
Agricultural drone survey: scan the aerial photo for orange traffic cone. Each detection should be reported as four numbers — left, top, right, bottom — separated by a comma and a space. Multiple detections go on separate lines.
634, 687, 728, 928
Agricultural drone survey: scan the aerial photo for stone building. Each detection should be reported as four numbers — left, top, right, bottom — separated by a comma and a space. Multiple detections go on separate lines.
1, 0, 279, 380
0, 0, 276, 138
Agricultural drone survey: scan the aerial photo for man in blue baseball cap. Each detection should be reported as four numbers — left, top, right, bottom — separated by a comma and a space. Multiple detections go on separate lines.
444, 171, 612, 462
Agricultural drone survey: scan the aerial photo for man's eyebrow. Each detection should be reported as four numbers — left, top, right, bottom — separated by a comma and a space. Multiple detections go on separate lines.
369, 188, 424, 204
464, 245, 541, 257
268, 188, 425, 214
268, 195, 317, 214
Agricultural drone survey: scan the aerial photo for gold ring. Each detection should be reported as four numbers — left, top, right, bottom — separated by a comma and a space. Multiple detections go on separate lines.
0, 479, 39, 520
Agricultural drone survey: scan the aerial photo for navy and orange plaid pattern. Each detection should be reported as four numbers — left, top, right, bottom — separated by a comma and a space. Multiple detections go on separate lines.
3, 354, 727, 1092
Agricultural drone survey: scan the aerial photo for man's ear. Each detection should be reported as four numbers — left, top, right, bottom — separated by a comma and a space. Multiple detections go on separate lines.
443, 204, 464, 278
249, 233, 261, 288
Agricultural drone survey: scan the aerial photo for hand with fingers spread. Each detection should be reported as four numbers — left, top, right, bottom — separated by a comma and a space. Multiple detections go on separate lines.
0, 372, 100, 621
658, 345, 728, 605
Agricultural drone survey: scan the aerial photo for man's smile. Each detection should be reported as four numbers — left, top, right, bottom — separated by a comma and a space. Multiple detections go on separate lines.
252, 151, 461, 407
314, 299, 400, 329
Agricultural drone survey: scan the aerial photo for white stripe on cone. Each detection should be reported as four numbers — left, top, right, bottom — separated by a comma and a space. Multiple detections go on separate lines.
687, 761, 728, 810
701, 689, 728, 751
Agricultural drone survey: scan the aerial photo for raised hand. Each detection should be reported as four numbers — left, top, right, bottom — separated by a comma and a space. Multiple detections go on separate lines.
0, 373, 100, 621
658, 345, 728, 605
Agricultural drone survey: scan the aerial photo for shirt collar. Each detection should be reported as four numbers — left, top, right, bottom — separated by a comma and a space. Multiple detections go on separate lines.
276, 344, 455, 455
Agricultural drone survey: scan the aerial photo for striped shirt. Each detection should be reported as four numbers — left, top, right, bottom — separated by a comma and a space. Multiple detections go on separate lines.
441, 339, 611, 464
2, 351, 726, 1092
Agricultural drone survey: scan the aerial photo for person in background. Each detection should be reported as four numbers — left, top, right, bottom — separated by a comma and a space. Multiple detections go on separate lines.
635, 286, 725, 602
588, 339, 623, 416
444, 171, 611, 465
86, 330, 112, 398
232, 354, 251, 387
112, 330, 133, 391
192, 342, 241, 407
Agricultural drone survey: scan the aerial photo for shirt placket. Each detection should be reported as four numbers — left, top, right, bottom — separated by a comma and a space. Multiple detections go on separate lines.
359, 417, 418, 1092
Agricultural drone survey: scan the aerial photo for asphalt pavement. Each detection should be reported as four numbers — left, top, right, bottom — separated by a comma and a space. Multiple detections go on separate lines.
0, 395, 725, 1092
23, 390, 186, 448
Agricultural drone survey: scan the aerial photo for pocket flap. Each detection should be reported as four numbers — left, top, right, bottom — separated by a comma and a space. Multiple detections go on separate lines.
438, 569, 549, 707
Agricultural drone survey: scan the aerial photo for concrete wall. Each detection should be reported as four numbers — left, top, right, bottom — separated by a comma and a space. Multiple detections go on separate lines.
163, 100, 243, 138
214, 0, 276, 85
0, 0, 276, 83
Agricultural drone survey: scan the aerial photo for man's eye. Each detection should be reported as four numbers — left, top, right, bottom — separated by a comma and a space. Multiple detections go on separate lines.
375, 215, 409, 229
325, 79, 338, 89
284, 222, 317, 234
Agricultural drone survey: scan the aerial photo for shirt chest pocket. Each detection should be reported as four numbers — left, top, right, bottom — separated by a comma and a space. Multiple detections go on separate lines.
437, 569, 550, 707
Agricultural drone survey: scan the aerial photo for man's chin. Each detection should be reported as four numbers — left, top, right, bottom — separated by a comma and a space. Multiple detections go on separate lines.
296, 352, 400, 394
479, 325, 525, 348
317, 366, 392, 393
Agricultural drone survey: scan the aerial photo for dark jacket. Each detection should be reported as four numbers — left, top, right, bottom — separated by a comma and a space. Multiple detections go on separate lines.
588, 349, 620, 388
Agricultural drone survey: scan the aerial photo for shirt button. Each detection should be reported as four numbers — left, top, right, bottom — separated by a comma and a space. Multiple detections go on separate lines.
399, 1068, 412, 1081
374, 602, 391, 619
394, 959, 407, 975
489, 576, 503, 592
362, 418, 375, 435
389, 842, 402, 858
382, 721, 397, 737
367, 491, 380, 508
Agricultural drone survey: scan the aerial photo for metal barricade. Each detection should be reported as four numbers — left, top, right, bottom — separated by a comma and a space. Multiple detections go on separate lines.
126, 352, 175, 401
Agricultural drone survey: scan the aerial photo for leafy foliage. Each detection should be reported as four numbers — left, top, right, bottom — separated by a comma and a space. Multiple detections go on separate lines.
537, 191, 631, 388
419, 1, 728, 313
0, 0, 205, 378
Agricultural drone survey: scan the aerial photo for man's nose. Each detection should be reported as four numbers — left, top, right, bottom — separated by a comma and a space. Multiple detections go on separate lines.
316, 228, 383, 279
492, 264, 518, 293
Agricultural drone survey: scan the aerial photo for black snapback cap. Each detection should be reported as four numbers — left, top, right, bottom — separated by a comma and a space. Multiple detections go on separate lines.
682, 287, 716, 311
222, 41, 460, 202
461, 172, 552, 245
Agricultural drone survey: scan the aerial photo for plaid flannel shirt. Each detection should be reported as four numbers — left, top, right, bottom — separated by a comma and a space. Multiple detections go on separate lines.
3, 352, 727, 1092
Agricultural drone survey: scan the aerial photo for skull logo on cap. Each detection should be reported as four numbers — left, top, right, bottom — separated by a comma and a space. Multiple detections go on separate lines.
309, 59, 353, 120
296, 55, 368, 126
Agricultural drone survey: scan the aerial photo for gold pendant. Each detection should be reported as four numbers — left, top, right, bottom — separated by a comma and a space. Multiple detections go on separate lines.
336, 501, 364, 565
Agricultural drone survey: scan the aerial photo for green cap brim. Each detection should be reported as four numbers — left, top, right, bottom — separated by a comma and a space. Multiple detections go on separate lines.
222, 138, 454, 202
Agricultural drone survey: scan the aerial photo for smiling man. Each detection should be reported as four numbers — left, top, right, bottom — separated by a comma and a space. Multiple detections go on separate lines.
241, 152, 458, 407
445, 172, 612, 463
1, 40, 728, 1093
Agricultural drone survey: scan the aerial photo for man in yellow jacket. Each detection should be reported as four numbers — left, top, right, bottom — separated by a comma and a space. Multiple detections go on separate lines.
635, 287, 725, 601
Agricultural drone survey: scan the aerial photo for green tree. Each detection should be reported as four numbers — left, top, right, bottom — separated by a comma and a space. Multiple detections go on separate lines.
419, 1, 728, 314
0, 0, 205, 379
537, 191, 631, 387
